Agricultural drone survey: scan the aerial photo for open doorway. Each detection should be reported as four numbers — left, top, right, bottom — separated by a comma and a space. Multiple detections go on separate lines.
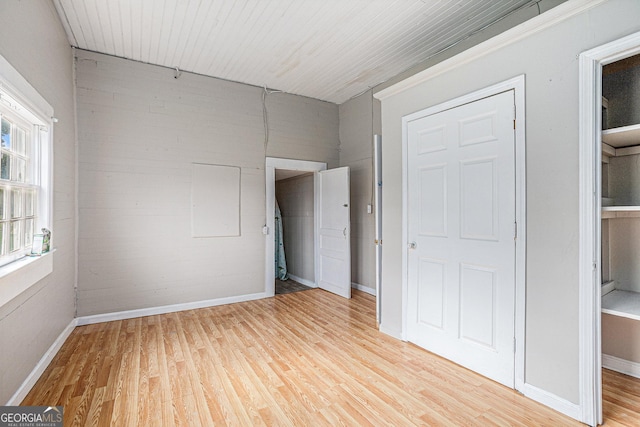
579, 30, 640, 426
265, 157, 352, 299
274, 169, 315, 295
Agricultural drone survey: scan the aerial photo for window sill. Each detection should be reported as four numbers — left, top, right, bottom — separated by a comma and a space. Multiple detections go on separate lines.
0, 250, 54, 307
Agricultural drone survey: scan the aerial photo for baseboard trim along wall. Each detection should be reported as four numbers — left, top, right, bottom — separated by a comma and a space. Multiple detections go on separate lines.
603, 353, 640, 379
521, 383, 581, 422
352, 282, 376, 296
6, 318, 78, 405
77, 292, 268, 326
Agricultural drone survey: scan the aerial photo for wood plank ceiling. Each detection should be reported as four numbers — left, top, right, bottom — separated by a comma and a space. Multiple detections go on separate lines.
53, 0, 540, 104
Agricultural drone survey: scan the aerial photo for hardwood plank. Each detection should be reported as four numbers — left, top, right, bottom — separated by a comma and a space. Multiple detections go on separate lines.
21, 289, 635, 426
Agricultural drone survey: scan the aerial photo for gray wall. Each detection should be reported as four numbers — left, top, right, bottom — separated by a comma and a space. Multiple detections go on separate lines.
76, 50, 339, 316
276, 174, 315, 283
0, 1, 76, 403
376, 0, 640, 405
338, 90, 381, 292
602, 314, 640, 363
603, 63, 640, 129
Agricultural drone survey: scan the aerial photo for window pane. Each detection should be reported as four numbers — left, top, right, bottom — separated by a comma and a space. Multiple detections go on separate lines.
25, 190, 34, 217
0, 223, 5, 255
15, 127, 25, 155
12, 157, 25, 182
0, 188, 4, 220
9, 220, 20, 252
11, 189, 21, 218
1, 118, 10, 149
24, 218, 33, 247
0, 153, 9, 180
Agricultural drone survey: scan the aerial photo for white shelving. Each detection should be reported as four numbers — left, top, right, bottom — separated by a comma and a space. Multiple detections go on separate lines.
602, 206, 640, 219
602, 289, 640, 321
602, 123, 640, 148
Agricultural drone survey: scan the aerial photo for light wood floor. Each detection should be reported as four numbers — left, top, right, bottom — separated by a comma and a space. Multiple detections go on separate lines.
22, 289, 639, 426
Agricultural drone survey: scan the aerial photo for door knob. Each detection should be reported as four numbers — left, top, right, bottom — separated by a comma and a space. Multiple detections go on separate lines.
408, 241, 417, 249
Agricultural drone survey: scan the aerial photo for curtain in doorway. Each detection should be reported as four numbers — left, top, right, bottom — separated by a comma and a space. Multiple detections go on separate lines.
275, 199, 288, 280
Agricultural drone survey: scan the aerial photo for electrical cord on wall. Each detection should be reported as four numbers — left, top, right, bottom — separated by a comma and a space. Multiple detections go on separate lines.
262, 85, 283, 154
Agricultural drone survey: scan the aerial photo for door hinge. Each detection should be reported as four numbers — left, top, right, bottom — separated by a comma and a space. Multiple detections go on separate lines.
513, 119, 516, 130
514, 221, 518, 240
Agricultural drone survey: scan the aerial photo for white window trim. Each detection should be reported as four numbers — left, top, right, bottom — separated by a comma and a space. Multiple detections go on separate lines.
0, 54, 53, 305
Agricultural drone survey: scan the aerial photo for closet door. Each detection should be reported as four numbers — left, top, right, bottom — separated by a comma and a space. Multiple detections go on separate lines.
406, 90, 516, 387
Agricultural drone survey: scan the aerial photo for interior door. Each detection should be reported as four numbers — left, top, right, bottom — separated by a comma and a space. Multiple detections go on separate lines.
406, 90, 516, 387
317, 167, 351, 298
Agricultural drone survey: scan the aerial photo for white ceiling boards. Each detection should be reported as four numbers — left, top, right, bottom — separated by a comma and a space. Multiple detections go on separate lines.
53, 0, 540, 104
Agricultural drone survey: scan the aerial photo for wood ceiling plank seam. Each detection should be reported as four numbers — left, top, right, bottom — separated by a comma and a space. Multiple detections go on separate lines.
246, 0, 306, 90
191, 0, 229, 73
139, 0, 153, 64
363, 0, 524, 71
275, 0, 373, 96
156, 0, 178, 67
77, 0, 99, 50
170, 0, 203, 70
176, 0, 213, 72
211, 0, 251, 77
67, 0, 89, 50
202, 0, 242, 78
148, 0, 167, 67
259, 0, 338, 91
217, 0, 267, 84
409, 1, 531, 54
230, 1, 286, 86
129, 0, 144, 63
59, 0, 85, 48
98, 0, 118, 59
221, 0, 279, 81
162, 0, 190, 68
287, 0, 432, 96
290, 2, 424, 100
52, 0, 79, 47
116, 0, 128, 59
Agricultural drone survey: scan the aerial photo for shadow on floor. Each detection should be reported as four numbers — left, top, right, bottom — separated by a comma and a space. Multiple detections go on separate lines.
275, 278, 313, 295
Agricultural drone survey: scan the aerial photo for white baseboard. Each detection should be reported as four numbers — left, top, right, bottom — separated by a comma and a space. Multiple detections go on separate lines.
521, 383, 581, 422
287, 274, 316, 288
6, 318, 78, 405
603, 353, 640, 379
77, 292, 267, 326
351, 282, 376, 296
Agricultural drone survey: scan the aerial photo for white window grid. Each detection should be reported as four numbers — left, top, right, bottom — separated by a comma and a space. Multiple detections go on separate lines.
0, 110, 39, 263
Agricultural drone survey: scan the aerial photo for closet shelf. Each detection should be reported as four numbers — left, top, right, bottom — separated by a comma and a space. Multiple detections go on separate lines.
602, 206, 640, 219
602, 289, 640, 321
602, 123, 640, 148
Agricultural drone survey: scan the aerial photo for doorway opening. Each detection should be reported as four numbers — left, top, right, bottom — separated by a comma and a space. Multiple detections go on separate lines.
579, 30, 640, 427
265, 158, 352, 298
274, 169, 316, 295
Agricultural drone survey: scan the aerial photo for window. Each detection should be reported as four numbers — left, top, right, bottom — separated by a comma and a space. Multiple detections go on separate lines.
0, 86, 51, 267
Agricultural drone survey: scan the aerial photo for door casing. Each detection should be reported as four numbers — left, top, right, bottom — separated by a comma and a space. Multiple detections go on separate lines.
578, 30, 640, 426
265, 157, 326, 296
401, 75, 526, 392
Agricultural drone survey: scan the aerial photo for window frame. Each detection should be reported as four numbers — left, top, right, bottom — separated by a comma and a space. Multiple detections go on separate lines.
0, 61, 52, 269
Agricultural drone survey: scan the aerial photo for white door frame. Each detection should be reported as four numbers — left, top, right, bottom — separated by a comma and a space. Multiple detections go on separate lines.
401, 75, 527, 391
265, 157, 327, 296
578, 30, 640, 427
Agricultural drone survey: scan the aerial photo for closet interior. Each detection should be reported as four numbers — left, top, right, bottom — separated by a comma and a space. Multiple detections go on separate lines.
601, 53, 640, 370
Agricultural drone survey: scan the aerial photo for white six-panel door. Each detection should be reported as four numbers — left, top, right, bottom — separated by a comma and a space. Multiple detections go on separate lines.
318, 167, 351, 299
406, 90, 516, 387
